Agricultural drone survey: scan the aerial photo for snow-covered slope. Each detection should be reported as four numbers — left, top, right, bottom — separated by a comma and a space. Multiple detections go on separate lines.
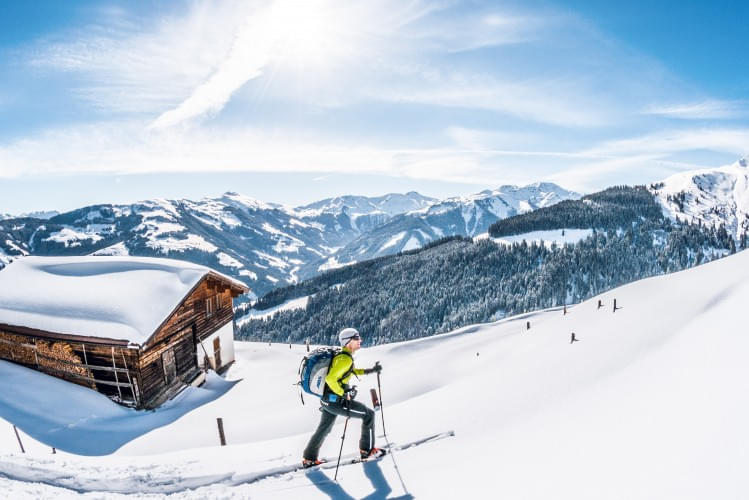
315, 182, 581, 269
652, 156, 749, 239
3, 249, 749, 498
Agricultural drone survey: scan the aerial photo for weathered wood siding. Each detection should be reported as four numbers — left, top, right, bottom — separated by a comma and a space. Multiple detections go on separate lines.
137, 278, 235, 407
0, 328, 141, 406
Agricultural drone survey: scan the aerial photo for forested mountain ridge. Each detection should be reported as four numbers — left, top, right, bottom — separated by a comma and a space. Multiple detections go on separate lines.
237, 185, 737, 346
488, 186, 663, 237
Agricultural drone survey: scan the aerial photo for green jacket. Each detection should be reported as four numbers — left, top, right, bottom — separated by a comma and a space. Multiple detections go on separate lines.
325, 347, 365, 396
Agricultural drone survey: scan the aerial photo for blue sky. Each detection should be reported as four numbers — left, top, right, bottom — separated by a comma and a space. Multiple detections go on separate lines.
1, 0, 748, 214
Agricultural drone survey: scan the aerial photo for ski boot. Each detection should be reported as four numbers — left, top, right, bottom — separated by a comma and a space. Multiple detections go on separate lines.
302, 458, 324, 468
360, 447, 386, 461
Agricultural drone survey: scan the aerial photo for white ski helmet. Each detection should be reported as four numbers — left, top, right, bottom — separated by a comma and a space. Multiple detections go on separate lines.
339, 327, 360, 346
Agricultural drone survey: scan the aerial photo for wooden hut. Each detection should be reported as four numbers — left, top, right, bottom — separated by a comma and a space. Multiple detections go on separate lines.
0, 256, 248, 409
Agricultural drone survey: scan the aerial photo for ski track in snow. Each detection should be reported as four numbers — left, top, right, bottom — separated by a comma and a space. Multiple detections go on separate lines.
0, 432, 452, 496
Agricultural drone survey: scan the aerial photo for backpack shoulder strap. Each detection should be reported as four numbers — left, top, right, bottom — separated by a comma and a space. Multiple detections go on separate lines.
330, 350, 355, 385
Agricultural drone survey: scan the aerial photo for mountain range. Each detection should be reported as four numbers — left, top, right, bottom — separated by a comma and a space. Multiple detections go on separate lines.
319, 182, 579, 269
0, 184, 578, 298
2, 156, 746, 299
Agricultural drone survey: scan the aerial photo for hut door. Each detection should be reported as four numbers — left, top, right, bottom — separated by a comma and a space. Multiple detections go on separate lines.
213, 337, 222, 369
162, 349, 177, 384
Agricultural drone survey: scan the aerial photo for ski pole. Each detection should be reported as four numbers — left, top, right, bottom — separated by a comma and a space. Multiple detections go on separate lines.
376, 371, 387, 438
377, 370, 409, 495
334, 415, 350, 481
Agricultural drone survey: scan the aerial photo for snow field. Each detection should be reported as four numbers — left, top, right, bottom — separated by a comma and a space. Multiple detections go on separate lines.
2, 250, 749, 497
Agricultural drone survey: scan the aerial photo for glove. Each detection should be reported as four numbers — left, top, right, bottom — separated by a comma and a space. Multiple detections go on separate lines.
364, 362, 382, 375
343, 384, 357, 400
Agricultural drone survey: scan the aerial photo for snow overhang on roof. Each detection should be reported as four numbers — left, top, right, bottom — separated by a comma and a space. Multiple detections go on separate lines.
0, 256, 248, 345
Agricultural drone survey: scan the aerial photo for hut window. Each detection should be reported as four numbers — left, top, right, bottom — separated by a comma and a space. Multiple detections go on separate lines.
215, 294, 222, 310
206, 298, 214, 317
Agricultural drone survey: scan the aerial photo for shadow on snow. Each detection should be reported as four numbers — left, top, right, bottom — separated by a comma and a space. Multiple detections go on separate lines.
306, 460, 414, 500
0, 360, 238, 455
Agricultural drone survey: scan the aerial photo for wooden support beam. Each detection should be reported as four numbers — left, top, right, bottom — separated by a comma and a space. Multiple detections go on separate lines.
32, 349, 132, 374
112, 347, 123, 401
0, 337, 34, 348
217, 417, 227, 446
35, 363, 135, 388
120, 349, 138, 407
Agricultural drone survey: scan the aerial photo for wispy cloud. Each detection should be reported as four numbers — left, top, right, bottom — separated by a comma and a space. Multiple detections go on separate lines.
22, 1, 592, 127
585, 128, 749, 157
370, 75, 609, 127
643, 99, 749, 120
404, 8, 545, 53
27, 2, 245, 114
0, 119, 573, 185
149, 0, 355, 129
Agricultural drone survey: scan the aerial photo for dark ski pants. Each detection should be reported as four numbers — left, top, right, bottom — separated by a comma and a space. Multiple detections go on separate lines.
303, 399, 375, 460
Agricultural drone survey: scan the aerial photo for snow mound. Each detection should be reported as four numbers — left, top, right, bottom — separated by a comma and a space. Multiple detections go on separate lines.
0, 256, 243, 344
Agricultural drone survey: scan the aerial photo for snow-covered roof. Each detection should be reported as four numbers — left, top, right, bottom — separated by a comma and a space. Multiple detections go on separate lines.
0, 256, 247, 345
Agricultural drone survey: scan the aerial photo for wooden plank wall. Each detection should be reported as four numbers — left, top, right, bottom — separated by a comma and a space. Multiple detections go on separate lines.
0, 329, 141, 406
137, 278, 234, 407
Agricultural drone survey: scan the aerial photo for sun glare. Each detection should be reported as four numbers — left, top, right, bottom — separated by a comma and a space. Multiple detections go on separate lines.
266, 0, 347, 72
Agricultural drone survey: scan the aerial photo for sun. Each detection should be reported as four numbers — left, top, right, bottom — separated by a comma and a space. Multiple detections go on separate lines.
265, 0, 350, 72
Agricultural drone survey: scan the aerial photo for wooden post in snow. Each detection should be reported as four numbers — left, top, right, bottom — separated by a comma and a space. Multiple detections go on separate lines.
597, 299, 603, 310
306, 339, 310, 352
563, 304, 567, 315
13, 425, 25, 453
526, 321, 530, 330
217, 418, 227, 446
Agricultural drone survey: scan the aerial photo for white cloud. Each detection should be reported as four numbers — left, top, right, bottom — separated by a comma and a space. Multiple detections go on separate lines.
542, 128, 749, 192
369, 75, 609, 127
404, 9, 545, 53
585, 128, 749, 158
23, 1, 581, 127
27, 2, 246, 114
150, 0, 352, 129
643, 100, 749, 120
0, 119, 571, 187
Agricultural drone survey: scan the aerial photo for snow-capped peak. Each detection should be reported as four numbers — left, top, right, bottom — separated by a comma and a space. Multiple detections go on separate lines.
417, 182, 581, 217
220, 192, 280, 212
651, 156, 749, 240
293, 192, 436, 218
